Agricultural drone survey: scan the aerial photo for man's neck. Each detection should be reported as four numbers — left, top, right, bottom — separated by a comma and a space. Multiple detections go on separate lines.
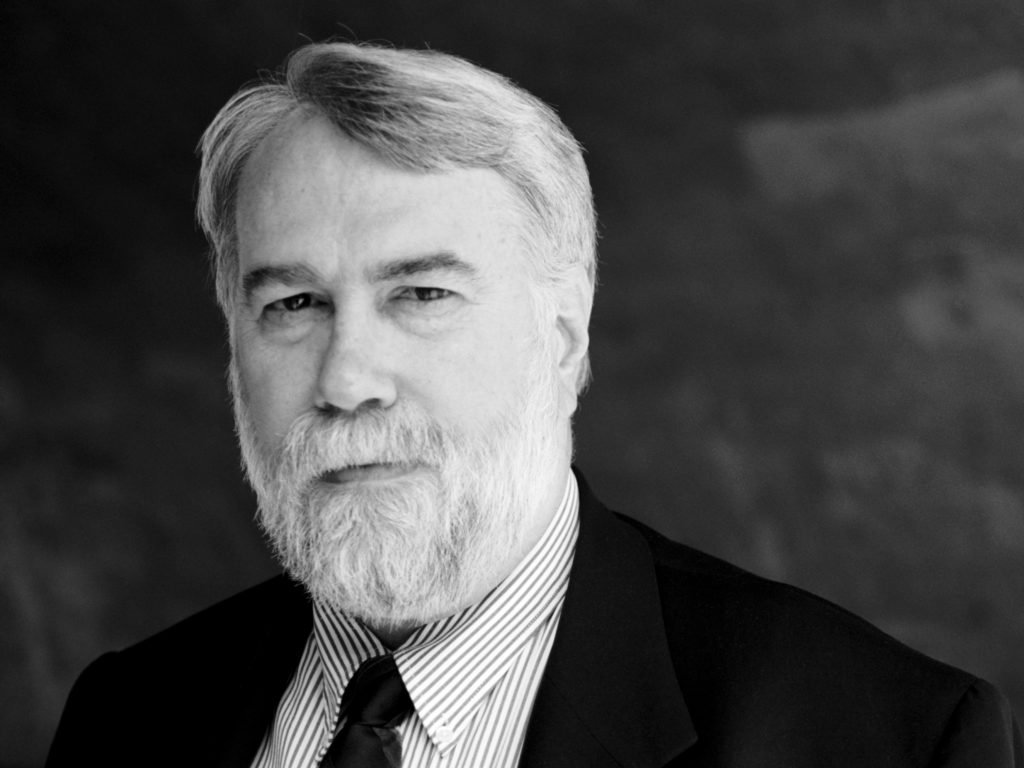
370, 622, 419, 650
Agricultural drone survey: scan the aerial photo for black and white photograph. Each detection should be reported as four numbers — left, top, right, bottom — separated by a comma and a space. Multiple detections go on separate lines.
3, 2, 1023, 766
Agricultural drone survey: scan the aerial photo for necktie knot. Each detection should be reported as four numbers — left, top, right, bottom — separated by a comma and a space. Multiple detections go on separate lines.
323, 654, 412, 767
341, 654, 412, 728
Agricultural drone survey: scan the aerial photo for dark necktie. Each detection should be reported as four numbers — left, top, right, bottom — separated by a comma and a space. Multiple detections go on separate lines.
322, 654, 413, 768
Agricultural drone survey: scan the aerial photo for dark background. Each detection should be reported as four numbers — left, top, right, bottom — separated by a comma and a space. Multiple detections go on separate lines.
3, 1, 1024, 765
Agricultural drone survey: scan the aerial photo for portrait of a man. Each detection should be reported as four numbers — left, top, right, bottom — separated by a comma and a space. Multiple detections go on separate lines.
41, 40, 1022, 767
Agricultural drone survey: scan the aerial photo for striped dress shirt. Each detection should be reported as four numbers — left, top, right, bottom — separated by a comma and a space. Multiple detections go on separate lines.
251, 473, 579, 768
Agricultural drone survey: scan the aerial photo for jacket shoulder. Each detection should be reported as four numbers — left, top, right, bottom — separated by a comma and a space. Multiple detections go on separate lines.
617, 512, 973, 685
614, 513, 1015, 766
46, 576, 311, 768
619, 514, 942, 647
119, 574, 309, 668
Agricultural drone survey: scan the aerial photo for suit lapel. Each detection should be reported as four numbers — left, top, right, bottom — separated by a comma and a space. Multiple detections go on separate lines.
215, 577, 314, 768
520, 471, 697, 768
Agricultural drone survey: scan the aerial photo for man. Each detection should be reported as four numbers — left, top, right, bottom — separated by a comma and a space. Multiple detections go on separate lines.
48, 41, 1021, 768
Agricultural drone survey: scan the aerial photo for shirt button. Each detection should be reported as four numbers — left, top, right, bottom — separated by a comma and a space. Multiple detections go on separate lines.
436, 724, 455, 744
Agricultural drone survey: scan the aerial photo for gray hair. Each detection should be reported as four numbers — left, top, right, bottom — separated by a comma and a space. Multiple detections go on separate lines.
195, 41, 596, 388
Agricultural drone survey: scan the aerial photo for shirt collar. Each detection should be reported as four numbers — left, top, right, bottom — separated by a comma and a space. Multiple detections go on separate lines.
311, 472, 580, 752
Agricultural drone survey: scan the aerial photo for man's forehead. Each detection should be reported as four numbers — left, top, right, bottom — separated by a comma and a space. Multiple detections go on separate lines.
238, 112, 519, 214
238, 114, 376, 211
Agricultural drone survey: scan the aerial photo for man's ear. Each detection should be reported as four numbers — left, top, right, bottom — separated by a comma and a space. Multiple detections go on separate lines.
554, 265, 594, 415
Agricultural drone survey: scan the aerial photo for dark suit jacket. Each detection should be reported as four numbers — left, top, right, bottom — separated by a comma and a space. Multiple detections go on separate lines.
48, 472, 1023, 767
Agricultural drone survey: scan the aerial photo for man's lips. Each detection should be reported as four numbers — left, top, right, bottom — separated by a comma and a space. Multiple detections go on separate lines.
318, 463, 420, 484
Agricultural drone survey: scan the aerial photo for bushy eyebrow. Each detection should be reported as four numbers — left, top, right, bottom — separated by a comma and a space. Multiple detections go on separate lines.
241, 252, 479, 305
241, 264, 324, 305
368, 252, 479, 282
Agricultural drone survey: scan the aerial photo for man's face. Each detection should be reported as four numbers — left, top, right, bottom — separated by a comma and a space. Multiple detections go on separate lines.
229, 114, 582, 632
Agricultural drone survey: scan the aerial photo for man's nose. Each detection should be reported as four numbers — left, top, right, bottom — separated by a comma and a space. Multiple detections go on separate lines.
314, 314, 398, 414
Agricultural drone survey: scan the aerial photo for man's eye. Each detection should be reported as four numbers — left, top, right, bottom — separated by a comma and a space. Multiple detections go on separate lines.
260, 293, 328, 329
398, 287, 453, 302
271, 294, 314, 312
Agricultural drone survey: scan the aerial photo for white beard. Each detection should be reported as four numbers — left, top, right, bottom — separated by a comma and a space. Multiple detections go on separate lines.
231, 353, 564, 633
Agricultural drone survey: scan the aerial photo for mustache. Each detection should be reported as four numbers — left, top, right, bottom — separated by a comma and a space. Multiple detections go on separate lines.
275, 406, 450, 482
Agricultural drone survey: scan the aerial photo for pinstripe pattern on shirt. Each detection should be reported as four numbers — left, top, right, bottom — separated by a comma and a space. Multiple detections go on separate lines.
251, 473, 579, 768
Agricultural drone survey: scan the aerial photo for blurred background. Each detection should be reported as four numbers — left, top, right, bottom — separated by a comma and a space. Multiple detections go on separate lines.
3, 0, 1024, 764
